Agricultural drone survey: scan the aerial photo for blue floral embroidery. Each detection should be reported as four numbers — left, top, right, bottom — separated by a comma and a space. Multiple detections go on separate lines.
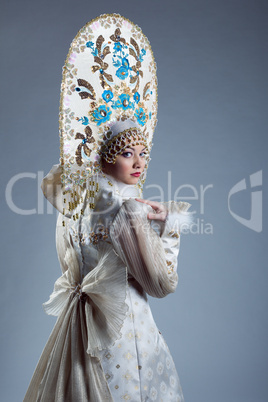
134, 107, 147, 126
86, 41, 99, 57
112, 93, 134, 111
102, 90, 114, 102
86, 41, 94, 49
139, 48, 146, 62
112, 40, 133, 81
115, 58, 131, 80
113, 59, 121, 68
91, 105, 111, 126
78, 116, 89, 125
113, 42, 122, 52
133, 92, 140, 103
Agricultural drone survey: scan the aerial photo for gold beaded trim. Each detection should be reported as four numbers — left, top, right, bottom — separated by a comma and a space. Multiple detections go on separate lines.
101, 128, 149, 164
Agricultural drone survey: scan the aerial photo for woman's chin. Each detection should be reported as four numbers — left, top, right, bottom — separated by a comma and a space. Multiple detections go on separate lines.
118, 176, 139, 185
128, 175, 140, 184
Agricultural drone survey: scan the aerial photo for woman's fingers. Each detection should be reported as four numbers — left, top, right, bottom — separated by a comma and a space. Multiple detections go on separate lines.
135, 198, 150, 205
136, 198, 167, 221
148, 212, 167, 221
135, 198, 164, 211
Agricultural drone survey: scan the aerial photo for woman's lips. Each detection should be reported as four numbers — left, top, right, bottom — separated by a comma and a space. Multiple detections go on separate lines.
131, 172, 141, 177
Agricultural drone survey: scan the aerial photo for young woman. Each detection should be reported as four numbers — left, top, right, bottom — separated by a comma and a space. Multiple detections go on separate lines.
24, 14, 191, 402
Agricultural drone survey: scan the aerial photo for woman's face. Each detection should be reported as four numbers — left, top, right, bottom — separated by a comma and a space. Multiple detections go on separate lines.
102, 144, 147, 185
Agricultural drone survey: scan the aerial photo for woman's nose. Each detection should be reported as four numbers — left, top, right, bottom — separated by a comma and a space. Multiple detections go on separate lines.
133, 155, 141, 168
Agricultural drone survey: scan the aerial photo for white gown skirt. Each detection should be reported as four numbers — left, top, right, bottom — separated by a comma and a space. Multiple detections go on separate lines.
98, 279, 185, 402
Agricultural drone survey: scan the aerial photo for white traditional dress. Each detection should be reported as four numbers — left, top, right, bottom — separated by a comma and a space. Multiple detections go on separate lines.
24, 14, 192, 401
24, 165, 191, 401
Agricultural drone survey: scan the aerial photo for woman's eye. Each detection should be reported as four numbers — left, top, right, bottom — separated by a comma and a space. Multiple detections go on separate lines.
122, 151, 132, 158
140, 152, 146, 157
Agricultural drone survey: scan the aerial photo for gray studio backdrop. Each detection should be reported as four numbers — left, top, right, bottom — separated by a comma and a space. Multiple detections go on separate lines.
1, 0, 267, 401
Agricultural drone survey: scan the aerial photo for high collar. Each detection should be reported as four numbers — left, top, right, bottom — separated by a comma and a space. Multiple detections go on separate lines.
98, 173, 142, 200
41, 164, 143, 219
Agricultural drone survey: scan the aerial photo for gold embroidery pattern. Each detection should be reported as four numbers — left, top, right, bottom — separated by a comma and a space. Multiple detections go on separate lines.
123, 371, 132, 382
168, 229, 180, 239
76, 78, 96, 100
75, 126, 95, 166
122, 393, 132, 401
89, 226, 109, 245
91, 35, 113, 89
123, 351, 133, 361
71, 225, 110, 246
166, 260, 175, 275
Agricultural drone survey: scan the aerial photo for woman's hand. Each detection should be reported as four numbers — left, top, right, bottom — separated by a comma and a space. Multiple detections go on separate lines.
135, 199, 168, 222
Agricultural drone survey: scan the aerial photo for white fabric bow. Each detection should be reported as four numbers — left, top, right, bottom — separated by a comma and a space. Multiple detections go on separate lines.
43, 244, 128, 357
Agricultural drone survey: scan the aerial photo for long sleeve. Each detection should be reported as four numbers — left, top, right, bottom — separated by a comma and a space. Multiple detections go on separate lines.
159, 200, 191, 276
110, 199, 191, 299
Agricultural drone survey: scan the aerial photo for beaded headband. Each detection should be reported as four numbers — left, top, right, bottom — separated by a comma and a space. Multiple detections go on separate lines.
101, 127, 148, 164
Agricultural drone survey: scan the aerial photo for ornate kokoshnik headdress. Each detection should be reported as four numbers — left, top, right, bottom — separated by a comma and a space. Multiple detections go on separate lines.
59, 14, 157, 221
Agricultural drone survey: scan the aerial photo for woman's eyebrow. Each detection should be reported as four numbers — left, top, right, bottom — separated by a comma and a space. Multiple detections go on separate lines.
125, 147, 146, 151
